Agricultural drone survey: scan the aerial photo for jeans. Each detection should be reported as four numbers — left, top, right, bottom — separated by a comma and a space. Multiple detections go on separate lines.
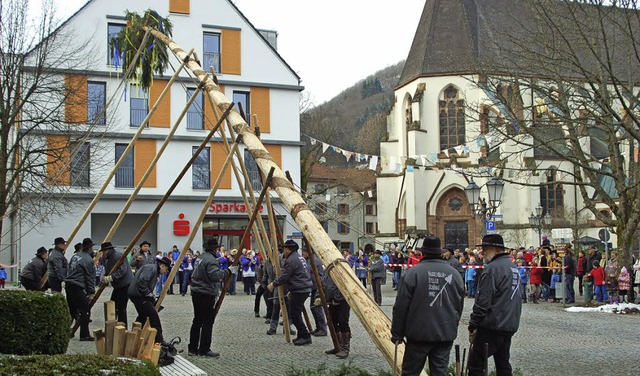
468, 328, 514, 376
467, 280, 476, 298
155, 272, 167, 295
229, 271, 237, 294
541, 283, 550, 300
402, 341, 452, 376
521, 283, 528, 302
595, 284, 606, 302
393, 271, 401, 288
181, 269, 193, 295
188, 292, 216, 354
309, 290, 327, 331
565, 274, 575, 302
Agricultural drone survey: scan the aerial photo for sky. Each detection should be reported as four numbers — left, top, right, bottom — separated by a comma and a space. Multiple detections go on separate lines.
43, 0, 426, 105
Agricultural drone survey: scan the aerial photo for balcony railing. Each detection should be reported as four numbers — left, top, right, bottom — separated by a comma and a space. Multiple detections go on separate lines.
245, 169, 262, 191
186, 112, 203, 130
130, 99, 149, 127
115, 167, 134, 188
203, 52, 220, 73
192, 168, 210, 190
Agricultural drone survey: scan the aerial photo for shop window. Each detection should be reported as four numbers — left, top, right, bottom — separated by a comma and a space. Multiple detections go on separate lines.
244, 149, 262, 190
338, 221, 350, 234
88, 81, 106, 125
366, 222, 375, 235
233, 91, 250, 124
70, 142, 90, 187
365, 204, 375, 216
130, 85, 148, 127
193, 146, 210, 189
115, 143, 134, 188
203, 32, 220, 73
338, 204, 349, 215
186, 87, 204, 130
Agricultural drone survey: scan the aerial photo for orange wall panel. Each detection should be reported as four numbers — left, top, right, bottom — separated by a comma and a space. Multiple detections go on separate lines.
251, 87, 270, 133
205, 85, 225, 130
149, 79, 171, 128
211, 142, 232, 189
221, 29, 241, 75
264, 144, 282, 169
134, 139, 157, 187
47, 135, 71, 185
169, 0, 190, 14
65, 74, 87, 123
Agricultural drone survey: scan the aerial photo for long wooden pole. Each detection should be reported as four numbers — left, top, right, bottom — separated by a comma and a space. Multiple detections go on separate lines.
148, 28, 418, 375
71, 103, 234, 335
155, 134, 242, 309
213, 168, 274, 317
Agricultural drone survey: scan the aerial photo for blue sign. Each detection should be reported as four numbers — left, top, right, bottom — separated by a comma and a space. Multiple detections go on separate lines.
485, 220, 496, 232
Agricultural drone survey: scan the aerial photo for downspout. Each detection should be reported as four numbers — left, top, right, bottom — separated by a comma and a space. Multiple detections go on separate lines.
425, 171, 447, 234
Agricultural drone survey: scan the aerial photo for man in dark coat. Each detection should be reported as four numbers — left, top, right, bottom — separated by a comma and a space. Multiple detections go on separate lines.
563, 245, 577, 304
467, 234, 523, 376
392, 236, 464, 376
268, 240, 313, 346
21, 247, 49, 291
48, 237, 68, 292
130, 240, 154, 271
188, 239, 230, 358
301, 246, 328, 336
101, 242, 133, 327
64, 238, 97, 341
128, 256, 171, 344
443, 247, 465, 281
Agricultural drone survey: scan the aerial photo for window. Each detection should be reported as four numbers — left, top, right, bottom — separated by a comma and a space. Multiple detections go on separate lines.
107, 23, 125, 65
540, 169, 563, 217
320, 221, 329, 232
244, 149, 262, 190
88, 82, 106, 125
192, 146, 210, 189
366, 222, 375, 235
233, 91, 250, 124
337, 221, 350, 234
130, 85, 148, 127
314, 184, 326, 193
70, 142, 90, 187
338, 204, 349, 215
203, 33, 220, 73
186, 88, 203, 129
365, 204, 375, 216
337, 185, 349, 196
439, 86, 465, 150
314, 203, 327, 215
115, 144, 134, 188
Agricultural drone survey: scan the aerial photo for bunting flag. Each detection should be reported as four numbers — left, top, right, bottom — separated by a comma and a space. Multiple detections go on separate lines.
322, 143, 329, 153
369, 156, 378, 171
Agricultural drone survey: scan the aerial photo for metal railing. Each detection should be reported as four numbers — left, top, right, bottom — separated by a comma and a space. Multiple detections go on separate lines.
245, 169, 262, 191
130, 99, 149, 127
186, 112, 203, 130
115, 166, 134, 188
192, 168, 210, 189
203, 52, 220, 73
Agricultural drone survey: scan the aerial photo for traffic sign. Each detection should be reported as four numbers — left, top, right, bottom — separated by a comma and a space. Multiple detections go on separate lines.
485, 220, 496, 232
598, 229, 610, 242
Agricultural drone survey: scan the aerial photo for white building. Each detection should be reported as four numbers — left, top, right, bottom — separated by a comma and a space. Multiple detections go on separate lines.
6, 0, 302, 278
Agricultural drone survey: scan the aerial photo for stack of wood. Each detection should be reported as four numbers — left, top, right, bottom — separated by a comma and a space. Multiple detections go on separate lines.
93, 301, 161, 366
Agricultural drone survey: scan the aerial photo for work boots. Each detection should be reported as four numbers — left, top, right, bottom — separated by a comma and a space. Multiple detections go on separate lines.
325, 336, 341, 355
335, 331, 351, 359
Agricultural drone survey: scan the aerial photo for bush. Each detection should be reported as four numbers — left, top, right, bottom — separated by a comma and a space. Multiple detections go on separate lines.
0, 290, 71, 355
0, 355, 159, 376
287, 362, 392, 376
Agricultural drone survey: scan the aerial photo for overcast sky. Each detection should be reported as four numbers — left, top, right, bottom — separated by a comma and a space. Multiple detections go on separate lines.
46, 0, 425, 105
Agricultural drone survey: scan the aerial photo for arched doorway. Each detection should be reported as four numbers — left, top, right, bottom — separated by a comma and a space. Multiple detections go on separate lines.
435, 188, 475, 250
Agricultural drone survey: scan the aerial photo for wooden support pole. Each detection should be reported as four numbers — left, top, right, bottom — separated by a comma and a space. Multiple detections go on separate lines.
213, 168, 275, 317
147, 28, 421, 375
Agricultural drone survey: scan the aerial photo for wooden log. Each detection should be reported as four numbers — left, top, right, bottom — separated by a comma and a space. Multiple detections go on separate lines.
132, 322, 142, 331
124, 331, 138, 357
104, 320, 117, 356
138, 328, 157, 360
151, 344, 161, 366
94, 329, 105, 355
104, 301, 116, 323
112, 325, 126, 356
146, 28, 422, 375
133, 322, 150, 358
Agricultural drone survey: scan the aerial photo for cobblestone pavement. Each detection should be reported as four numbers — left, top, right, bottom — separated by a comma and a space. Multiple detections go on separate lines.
67, 281, 639, 375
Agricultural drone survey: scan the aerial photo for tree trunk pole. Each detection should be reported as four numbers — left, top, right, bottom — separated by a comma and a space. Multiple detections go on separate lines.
147, 27, 416, 375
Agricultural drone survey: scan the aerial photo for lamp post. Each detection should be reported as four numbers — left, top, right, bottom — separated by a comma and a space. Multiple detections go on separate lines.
528, 204, 552, 246
465, 176, 504, 236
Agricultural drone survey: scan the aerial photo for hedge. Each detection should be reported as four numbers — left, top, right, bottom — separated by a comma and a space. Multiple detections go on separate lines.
0, 290, 71, 355
0, 355, 159, 376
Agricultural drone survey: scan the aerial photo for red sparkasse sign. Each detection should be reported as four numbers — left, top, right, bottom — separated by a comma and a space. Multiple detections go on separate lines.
208, 201, 265, 214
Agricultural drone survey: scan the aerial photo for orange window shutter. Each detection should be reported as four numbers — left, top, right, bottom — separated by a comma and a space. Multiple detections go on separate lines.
204, 85, 225, 130
149, 79, 171, 128
134, 139, 157, 187
251, 87, 270, 133
221, 29, 241, 75
46, 135, 71, 185
169, 0, 190, 14
211, 142, 232, 189
264, 144, 282, 169
64, 74, 88, 123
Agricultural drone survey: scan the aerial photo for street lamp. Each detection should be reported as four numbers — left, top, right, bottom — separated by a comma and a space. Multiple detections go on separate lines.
465, 176, 504, 235
529, 204, 552, 246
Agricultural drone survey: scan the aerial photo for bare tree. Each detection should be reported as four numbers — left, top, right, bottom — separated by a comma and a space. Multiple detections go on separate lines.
468, 0, 640, 271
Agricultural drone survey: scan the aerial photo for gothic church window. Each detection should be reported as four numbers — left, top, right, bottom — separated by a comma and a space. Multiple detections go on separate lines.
439, 86, 465, 150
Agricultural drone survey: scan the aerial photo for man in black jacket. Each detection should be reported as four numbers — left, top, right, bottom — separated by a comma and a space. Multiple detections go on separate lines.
65, 238, 97, 341
392, 236, 464, 376
302, 247, 328, 336
130, 241, 154, 271
188, 238, 230, 358
128, 256, 171, 344
468, 234, 522, 376
268, 240, 313, 346
563, 245, 577, 304
101, 242, 133, 327
48, 237, 68, 292
21, 247, 49, 291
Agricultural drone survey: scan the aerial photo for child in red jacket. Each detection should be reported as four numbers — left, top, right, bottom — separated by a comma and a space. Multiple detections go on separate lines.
590, 260, 606, 302
529, 257, 543, 304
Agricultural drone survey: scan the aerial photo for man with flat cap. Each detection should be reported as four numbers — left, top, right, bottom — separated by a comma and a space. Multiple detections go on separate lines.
101, 242, 133, 327
48, 237, 68, 292
268, 239, 313, 346
467, 234, 522, 376
21, 247, 49, 291
65, 237, 97, 341
188, 238, 231, 357
391, 236, 464, 376
130, 240, 154, 271
128, 255, 171, 344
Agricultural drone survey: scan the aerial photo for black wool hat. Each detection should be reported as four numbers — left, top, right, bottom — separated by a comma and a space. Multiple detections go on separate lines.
36, 246, 48, 256
418, 236, 443, 256
74, 243, 82, 252
54, 237, 66, 245
139, 240, 152, 248
282, 240, 299, 252
203, 238, 220, 251
476, 234, 506, 250
157, 256, 172, 268
100, 242, 115, 251
82, 238, 94, 248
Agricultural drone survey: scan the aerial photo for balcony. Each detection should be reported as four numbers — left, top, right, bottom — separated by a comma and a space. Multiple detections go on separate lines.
186, 112, 203, 130
130, 99, 149, 127
115, 167, 134, 188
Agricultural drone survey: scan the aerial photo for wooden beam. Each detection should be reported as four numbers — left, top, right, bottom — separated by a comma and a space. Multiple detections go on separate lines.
124, 331, 138, 357
104, 320, 117, 356
94, 329, 105, 355
112, 325, 126, 356
104, 301, 116, 323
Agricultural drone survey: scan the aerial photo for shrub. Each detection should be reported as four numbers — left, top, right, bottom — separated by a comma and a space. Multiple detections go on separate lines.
287, 362, 392, 376
0, 355, 159, 376
0, 290, 71, 355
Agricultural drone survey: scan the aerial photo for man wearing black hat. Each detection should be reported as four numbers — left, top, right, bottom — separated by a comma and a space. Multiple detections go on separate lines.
130, 240, 154, 271
128, 255, 171, 344
467, 234, 522, 376
21, 247, 50, 291
391, 236, 464, 376
65, 238, 97, 341
47, 237, 68, 292
268, 240, 313, 346
101, 242, 133, 327
188, 238, 231, 357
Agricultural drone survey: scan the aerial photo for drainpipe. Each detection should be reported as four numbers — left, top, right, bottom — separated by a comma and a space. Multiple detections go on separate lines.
425, 172, 447, 234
